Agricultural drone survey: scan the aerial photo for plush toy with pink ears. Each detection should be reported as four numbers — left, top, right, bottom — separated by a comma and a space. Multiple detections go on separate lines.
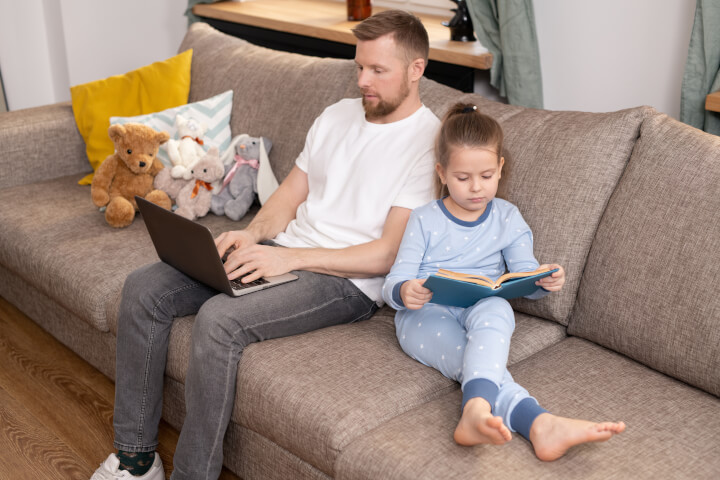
211, 135, 273, 221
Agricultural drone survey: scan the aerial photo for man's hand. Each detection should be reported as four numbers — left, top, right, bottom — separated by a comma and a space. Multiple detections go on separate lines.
400, 278, 433, 310
535, 264, 566, 292
215, 230, 257, 259
221, 243, 297, 283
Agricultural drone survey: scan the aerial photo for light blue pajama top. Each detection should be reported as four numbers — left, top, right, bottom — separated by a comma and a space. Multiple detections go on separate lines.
382, 198, 548, 309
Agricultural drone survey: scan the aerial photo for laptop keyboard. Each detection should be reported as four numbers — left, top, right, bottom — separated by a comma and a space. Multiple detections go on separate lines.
230, 275, 270, 290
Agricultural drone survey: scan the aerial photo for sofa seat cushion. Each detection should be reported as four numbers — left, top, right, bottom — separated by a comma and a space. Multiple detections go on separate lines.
569, 114, 720, 397
162, 308, 565, 392
0, 175, 248, 332
335, 337, 720, 479
103, 206, 256, 335
205, 310, 567, 477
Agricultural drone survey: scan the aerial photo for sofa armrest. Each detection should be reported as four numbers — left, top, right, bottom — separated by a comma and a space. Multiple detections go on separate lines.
0, 102, 91, 189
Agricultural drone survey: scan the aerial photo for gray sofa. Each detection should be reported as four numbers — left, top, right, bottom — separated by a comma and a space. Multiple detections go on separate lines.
1, 23, 719, 479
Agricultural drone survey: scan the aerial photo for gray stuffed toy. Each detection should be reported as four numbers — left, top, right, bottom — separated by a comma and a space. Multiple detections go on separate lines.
211, 136, 272, 221
174, 146, 224, 221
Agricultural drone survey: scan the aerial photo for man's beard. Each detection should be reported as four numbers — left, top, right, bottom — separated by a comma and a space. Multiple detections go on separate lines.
362, 78, 410, 120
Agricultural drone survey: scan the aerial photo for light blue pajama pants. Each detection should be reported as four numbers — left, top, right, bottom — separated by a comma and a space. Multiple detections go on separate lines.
395, 296, 547, 440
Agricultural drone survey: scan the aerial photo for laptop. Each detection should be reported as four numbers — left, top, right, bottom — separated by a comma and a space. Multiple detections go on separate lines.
135, 196, 298, 296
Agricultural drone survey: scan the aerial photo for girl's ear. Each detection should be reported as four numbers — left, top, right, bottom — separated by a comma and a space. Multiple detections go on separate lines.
498, 156, 505, 178
434, 162, 447, 184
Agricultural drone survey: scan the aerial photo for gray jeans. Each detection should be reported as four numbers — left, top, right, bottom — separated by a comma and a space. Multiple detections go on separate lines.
113, 259, 378, 479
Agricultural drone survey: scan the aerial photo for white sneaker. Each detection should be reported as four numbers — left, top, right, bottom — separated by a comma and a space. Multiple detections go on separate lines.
90, 452, 165, 480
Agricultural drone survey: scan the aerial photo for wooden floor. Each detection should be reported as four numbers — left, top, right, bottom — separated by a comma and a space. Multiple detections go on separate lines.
0, 296, 241, 480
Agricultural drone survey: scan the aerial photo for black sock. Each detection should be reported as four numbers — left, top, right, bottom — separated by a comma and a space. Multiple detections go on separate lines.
117, 450, 155, 476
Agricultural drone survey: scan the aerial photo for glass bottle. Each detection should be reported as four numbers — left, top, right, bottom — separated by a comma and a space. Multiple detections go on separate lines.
347, 0, 371, 21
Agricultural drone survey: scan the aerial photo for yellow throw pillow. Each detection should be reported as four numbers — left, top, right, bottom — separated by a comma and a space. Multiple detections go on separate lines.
71, 49, 193, 185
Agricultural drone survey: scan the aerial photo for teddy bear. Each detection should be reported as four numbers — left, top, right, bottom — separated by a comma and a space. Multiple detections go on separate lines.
91, 123, 171, 228
174, 146, 225, 221
165, 114, 207, 180
153, 145, 222, 204
210, 136, 272, 221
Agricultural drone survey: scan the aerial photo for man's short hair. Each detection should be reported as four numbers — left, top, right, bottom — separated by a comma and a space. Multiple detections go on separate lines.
351, 10, 429, 65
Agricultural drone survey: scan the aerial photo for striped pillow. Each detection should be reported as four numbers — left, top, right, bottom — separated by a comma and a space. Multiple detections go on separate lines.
110, 90, 233, 168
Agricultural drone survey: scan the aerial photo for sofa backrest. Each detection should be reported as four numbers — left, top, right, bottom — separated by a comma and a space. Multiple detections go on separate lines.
568, 113, 720, 397
180, 23, 359, 182
179, 24, 654, 329
440, 95, 652, 325
409, 82, 653, 326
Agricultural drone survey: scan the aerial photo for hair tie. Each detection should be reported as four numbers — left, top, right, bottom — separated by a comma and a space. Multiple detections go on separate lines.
461, 105, 477, 113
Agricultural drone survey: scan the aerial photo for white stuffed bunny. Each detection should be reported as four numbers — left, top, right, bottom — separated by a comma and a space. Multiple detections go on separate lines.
165, 114, 207, 180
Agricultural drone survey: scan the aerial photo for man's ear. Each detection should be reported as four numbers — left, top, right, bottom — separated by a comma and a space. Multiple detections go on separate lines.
409, 58, 425, 82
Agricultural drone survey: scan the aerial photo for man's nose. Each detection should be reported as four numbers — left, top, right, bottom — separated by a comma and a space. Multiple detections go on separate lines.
357, 70, 370, 88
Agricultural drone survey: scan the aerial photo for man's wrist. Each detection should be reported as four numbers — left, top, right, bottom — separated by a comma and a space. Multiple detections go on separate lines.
285, 247, 310, 272
243, 224, 265, 245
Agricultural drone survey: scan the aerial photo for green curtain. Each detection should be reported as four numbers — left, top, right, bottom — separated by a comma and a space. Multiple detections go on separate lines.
680, 0, 720, 135
465, 0, 543, 108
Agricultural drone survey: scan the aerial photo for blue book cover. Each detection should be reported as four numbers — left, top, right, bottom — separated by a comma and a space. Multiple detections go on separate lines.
423, 269, 558, 308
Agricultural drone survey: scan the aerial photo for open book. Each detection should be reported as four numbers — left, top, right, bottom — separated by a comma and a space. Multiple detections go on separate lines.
423, 267, 558, 308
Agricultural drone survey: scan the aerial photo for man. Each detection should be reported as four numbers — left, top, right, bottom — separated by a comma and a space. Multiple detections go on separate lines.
93, 10, 440, 480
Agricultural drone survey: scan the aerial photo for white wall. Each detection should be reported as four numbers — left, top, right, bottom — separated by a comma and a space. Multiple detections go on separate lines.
534, 0, 696, 118
0, 0, 699, 118
0, 0, 187, 111
378, 0, 697, 117
0, 0, 63, 110
58, 0, 187, 87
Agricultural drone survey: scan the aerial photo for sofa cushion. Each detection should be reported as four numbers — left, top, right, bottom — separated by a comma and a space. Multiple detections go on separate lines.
405, 91, 653, 327
70, 49, 193, 185
0, 175, 246, 332
179, 23, 359, 183
335, 338, 720, 479
104, 207, 256, 335
161, 309, 564, 391
0, 103, 90, 190
447, 96, 653, 326
110, 90, 234, 168
180, 19, 651, 330
569, 113, 720, 397
217, 310, 565, 477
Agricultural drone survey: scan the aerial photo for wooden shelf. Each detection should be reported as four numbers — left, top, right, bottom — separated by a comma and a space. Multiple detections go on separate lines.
706, 90, 720, 113
193, 0, 493, 70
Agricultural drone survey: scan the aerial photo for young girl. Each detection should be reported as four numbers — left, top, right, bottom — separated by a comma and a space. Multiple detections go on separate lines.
382, 103, 625, 460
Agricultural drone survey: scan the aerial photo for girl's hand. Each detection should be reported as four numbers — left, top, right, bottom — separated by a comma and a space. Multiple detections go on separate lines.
536, 264, 565, 292
400, 278, 433, 310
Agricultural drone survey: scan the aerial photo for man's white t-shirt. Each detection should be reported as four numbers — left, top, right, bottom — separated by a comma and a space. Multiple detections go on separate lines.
273, 98, 440, 304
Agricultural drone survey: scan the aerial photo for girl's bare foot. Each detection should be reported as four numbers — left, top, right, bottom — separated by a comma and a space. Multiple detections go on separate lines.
529, 413, 626, 461
454, 397, 512, 446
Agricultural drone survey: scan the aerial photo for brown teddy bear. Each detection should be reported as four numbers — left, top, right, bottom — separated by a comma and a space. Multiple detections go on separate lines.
91, 123, 172, 228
